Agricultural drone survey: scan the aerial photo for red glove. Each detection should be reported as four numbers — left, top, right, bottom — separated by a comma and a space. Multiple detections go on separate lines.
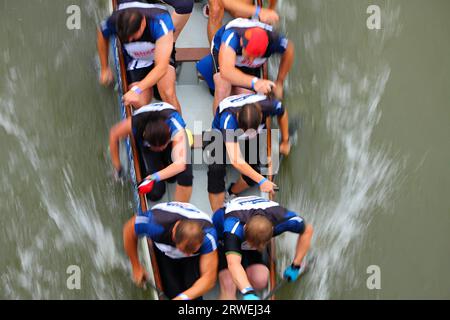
138, 179, 155, 195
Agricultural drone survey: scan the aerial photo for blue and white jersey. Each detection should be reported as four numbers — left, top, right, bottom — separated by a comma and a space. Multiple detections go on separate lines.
100, 1, 174, 70
212, 94, 285, 142
135, 202, 218, 259
212, 196, 305, 253
132, 102, 186, 146
212, 18, 288, 69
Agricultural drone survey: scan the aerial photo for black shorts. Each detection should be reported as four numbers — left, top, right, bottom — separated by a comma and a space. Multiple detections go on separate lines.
153, 244, 202, 300
211, 49, 262, 78
139, 142, 193, 202
207, 137, 262, 194
218, 243, 270, 272
147, 0, 194, 14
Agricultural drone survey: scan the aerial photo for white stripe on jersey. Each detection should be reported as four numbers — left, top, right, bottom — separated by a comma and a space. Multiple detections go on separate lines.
159, 19, 169, 35
133, 102, 176, 115
135, 215, 150, 225
223, 114, 232, 129
224, 32, 235, 47
118, 2, 167, 11
219, 94, 267, 114
170, 118, 183, 133
225, 18, 273, 32
230, 221, 240, 234
289, 216, 304, 224
225, 196, 279, 214
206, 234, 217, 251
151, 202, 212, 223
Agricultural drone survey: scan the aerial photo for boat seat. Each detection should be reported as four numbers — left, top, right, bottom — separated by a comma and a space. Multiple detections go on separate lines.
176, 47, 210, 62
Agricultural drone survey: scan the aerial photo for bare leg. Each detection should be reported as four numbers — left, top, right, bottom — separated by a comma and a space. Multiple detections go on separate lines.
172, 12, 191, 41
213, 72, 232, 114
156, 66, 182, 114
128, 81, 153, 108
209, 192, 225, 213
208, 0, 224, 43
218, 269, 238, 300
174, 184, 192, 202
230, 175, 250, 195
246, 264, 269, 291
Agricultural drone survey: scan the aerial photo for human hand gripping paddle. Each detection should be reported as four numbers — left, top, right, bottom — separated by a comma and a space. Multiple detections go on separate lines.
134, 263, 168, 300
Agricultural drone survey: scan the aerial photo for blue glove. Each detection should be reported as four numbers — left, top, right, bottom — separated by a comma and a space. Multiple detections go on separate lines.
243, 293, 260, 300
283, 264, 301, 282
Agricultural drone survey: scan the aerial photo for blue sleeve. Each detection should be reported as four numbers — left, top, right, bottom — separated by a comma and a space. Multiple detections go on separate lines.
220, 112, 239, 130
273, 211, 305, 236
149, 12, 175, 40
134, 212, 165, 239
260, 98, 285, 117
100, 16, 116, 38
167, 112, 186, 138
220, 29, 241, 52
223, 217, 244, 240
212, 208, 225, 237
268, 32, 289, 54
200, 227, 218, 254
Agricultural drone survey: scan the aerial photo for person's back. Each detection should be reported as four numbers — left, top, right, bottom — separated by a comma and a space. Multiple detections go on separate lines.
123, 201, 219, 300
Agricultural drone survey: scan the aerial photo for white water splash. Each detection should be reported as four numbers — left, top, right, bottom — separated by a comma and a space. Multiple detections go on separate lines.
274, 1, 403, 299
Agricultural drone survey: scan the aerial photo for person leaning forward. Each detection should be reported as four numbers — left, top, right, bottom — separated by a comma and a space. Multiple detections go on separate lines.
123, 201, 219, 300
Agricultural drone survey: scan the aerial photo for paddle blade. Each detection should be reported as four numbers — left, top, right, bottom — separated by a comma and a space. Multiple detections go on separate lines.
138, 179, 155, 195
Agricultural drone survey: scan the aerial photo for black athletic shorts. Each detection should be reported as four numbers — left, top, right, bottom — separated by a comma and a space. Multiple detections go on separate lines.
153, 244, 203, 300
211, 49, 262, 78
139, 142, 193, 202
147, 0, 194, 14
218, 243, 270, 272
207, 137, 262, 194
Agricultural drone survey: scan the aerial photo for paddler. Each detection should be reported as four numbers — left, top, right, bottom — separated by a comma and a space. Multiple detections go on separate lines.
207, 93, 290, 212
212, 195, 314, 300
200, 17, 294, 114
109, 101, 193, 202
97, 1, 182, 111
123, 201, 218, 300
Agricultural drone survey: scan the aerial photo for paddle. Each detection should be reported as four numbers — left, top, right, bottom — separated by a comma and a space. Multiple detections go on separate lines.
143, 279, 169, 300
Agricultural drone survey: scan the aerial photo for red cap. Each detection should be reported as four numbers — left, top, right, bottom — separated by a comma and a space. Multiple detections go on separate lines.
242, 28, 269, 57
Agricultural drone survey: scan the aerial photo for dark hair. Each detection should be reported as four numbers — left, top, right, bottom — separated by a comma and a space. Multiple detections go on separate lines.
117, 9, 144, 43
238, 102, 263, 132
174, 220, 205, 253
143, 115, 170, 148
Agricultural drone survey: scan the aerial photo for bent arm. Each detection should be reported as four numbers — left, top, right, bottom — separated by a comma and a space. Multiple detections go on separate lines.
225, 141, 265, 185
97, 29, 110, 71
226, 253, 252, 292
137, 32, 173, 91
219, 45, 256, 89
151, 130, 187, 180
180, 251, 218, 299
276, 40, 295, 84
109, 118, 132, 171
